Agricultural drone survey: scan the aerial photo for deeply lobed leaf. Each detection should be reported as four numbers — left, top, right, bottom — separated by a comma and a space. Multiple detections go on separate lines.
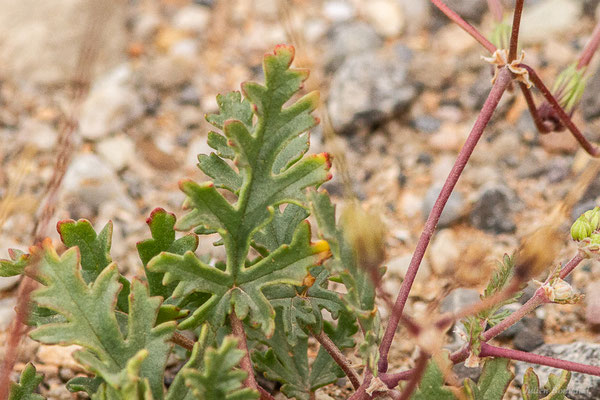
8, 363, 44, 400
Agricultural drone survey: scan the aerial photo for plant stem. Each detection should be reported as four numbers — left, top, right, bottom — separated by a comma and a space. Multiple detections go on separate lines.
559, 251, 585, 279
578, 20, 600, 70
309, 327, 361, 390
171, 331, 195, 351
397, 351, 429, 400
508, 0, 524, 62
479, 342, 600, 376
520, 64, 600, 156
519, 82, 552, 133
230, 312, 262, 397
487, 0, 504, 22
377, 68, 513, 373
430, 0, 497, 53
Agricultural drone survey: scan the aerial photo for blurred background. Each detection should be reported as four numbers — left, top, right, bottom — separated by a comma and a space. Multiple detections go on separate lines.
3, 0, 600, 398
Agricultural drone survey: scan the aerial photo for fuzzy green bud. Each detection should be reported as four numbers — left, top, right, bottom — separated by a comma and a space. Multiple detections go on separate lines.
552, 63, 588, 113
571, 216, 593, 241
590, 233, 600, 246
583, 207, 600, 231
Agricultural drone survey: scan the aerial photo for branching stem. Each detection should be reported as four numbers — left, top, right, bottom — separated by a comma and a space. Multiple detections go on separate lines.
377, 68, 512, 373
508, 0, 524, 62
309, 327, 361, 390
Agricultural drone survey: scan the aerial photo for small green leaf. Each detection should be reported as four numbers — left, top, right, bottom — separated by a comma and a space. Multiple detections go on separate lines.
542, 370, 571, 400
8, 363, 44, 400
183, 336, 259, 400
66, 376, 103, 395
0, 248, 29, 277
136, 208, 198, 299
463, 358, 514, 400
410, 360, 456, 400
522, 368, 541, 400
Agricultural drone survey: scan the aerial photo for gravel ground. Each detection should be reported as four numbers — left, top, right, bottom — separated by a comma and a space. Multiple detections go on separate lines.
2, 0, 600, 398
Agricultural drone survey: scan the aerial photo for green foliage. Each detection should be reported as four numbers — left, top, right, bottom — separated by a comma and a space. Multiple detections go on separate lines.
149, 45, 331, 337
183, 336, 259, 400
463, 358, 514, 400
0, 248, 29, 277
521, 368, 571, 400
410, 360, 456, 400
8, 363, 44, 400
28, 240, 175, 399
462, 254, 522, 355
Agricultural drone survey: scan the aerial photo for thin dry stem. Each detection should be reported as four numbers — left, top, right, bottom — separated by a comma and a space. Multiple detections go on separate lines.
508, 0, 524, 62
309, 327, 361, 390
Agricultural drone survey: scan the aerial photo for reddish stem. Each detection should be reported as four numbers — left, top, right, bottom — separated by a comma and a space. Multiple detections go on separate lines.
430, 0, 497, 53
520, 64, 600, 156
559, 251, 586, 279
578, 20, 600, 70
519, 82, 552, 133
377, 68, 513, 373
480, 342, 600, 376
171, 331, 195, 351
309, 327, 361, 390
508, 0, 524, 62
487, 0, 504, 22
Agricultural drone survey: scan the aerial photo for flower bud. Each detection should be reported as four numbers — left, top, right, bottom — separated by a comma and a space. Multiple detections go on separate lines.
552, 63, 587, 113
571, 216, 593, 241
584, 207, 600, 231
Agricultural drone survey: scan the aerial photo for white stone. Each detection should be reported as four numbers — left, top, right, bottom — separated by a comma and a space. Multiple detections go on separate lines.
428, 229, 460, 275
0, 276, 20, 292
519, 0, 580, 44
0, 0, 127, 85
362, 0, 405, 38
20, 119, 57, 151
79, 65, 143, 141
172, 5, 210, 33
96, 135, 136, 170
323, 0, 355, 22
187, 136, 214, 166
0, 297, 16, 330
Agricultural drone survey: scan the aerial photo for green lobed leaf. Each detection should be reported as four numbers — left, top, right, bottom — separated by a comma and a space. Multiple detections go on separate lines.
183, 336, 259, 400
0, 248, 29, 277
66, 376, 103, 395
463, 358, 514, 400
8, 363, 44, 400
252, 203, 309, 253
28, 241, 175, 399
522, 368, 541, 400
410, 360, 457, 400
149, 221, 329, 335
136, 208, 198, 300
521, 368, 571, 400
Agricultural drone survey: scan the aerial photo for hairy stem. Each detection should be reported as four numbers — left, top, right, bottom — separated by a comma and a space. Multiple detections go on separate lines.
578, 20, 600, 69
230, 312, 261, 396
508, 0, 524, 62
377, 68, 512, 373
487, 0, 504, 22
480, 342, 600, 375
430, 0, 497, 53
171, 331, 195, 351
520, 64, 600, 156
309, 327, 361, 390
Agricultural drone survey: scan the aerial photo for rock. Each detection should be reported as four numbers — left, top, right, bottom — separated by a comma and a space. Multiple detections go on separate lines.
178, 85, 201, 106
172, 5, 210, 33
519, 0, 580, 44
362, 0, 404, 38
0, 0, 127, 85
325, 21, 382, 72
581, 63, 600, 121
63, 153, 134, 211
96, 135, 136, 171
514, 342, 600, 400
327, 45, 417, 134
141, 55, 194, 89
513, 317, 545, 352
79, 65, 144, 141
469, 185, 517, 234
398, 0, 430, 33
453, 362, 481, 382
440, 288, 480, 314
585, 281, 600, 325
423, 185, 465, 227
37, 344, 83, 371
322, 0, 355, 23
431, 0, 487, 24
412, 115, 441, 134
20, 119, 58, 151
429, 229, 461, 275
386, 254, 431, 282
0, 297, 16, 330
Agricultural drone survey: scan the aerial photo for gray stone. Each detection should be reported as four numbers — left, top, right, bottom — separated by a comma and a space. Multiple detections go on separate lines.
423, 185, 465, 227
440, 288, 480, 314
0, 0, 127, 85
327, 45, 417, 134
519, 0, 580, 44
582, 63, 600, 121
494, 303, 523, 340
469, 185, 517, 234
412, 115, 441, 134
514, 342, 600, 400
431, 0, 487, 24
453, 362, 481, 382
325, 21, 382, 72
79, 65, 144, 141
513, 317, 544, 352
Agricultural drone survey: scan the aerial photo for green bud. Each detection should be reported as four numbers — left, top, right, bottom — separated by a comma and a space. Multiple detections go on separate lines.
552, 63, 588, 113
590, 233, 600, 246
584, 206, 600, 231
571, 216, 593, 241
